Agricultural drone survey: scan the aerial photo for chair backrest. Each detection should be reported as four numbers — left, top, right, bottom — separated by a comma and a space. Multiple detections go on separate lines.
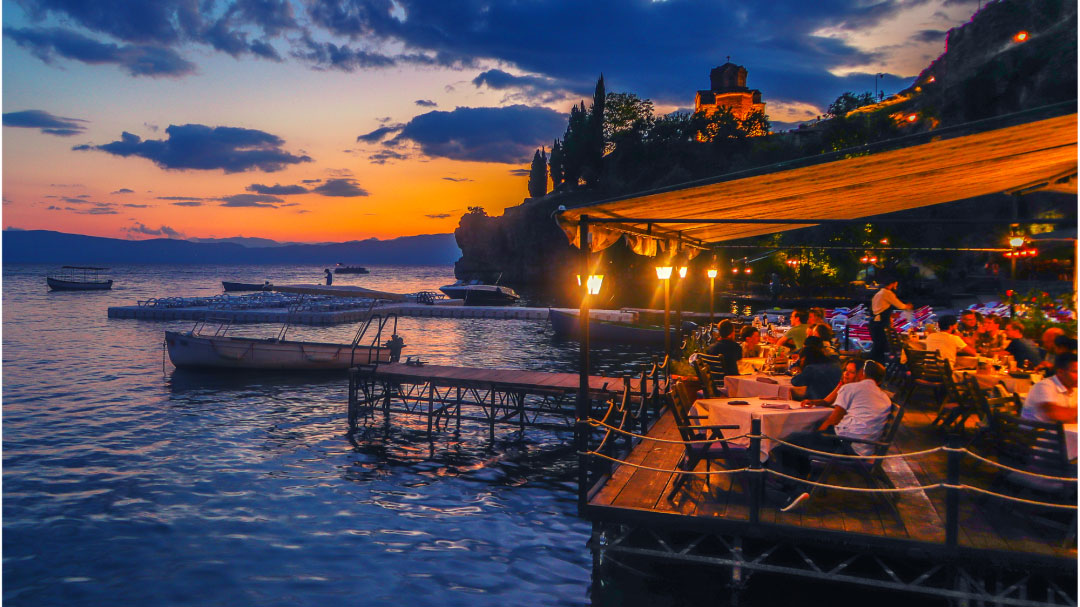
908, 349, 949, 382
668, 381, 706, 443
992, 412, 1072, 477
884, 326, 904, 356
867, 402, 905, 473
693, 352, 725, 397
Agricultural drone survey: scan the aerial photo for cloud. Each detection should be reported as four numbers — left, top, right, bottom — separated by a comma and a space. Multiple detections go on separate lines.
301, 178, 322, 184
442, 177, 473, 182
389, 105, 565, 163
126, 222, 182, 238
357, 123, 404, 143
75, 124, 312, 173
123, 203, 150, 208
471, 69, 577, 102
368, 149, 408, 165
424, 213, 452, 219
313, 178, 368, 197
171, 201, 203, 207
508, 168, 531, 176
111, 188, 135, 194
48, 201, 119, 214
291, 33, 408, 71
415, 99, 437, 107
219, 193, 284, 207
156, 196, 204, 201
4, 26, 196, 77
3, 109, 89, 136
247, 182, 308, 195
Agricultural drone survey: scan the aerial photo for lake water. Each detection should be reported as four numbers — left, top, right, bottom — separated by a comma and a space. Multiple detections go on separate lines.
2, 264, 676, 607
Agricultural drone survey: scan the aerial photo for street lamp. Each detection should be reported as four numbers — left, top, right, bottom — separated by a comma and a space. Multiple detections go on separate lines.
707, 267, 718, 325
576, 274, 604, 295
1007, 231, 1025, 279
655, 263, 673, 357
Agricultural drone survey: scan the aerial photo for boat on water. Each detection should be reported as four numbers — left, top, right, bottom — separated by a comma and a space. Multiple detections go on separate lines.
334, 264, 369, 274
165, 285, 408, 371
47, 266, 113, 291
548, 308, 695, 346
222, 281, 272, 292
438, 280, 521, 305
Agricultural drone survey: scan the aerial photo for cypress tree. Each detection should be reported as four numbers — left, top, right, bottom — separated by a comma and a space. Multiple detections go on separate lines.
527, 147, 548, 197
584, 74, 606, 187
549, 139, 564, 190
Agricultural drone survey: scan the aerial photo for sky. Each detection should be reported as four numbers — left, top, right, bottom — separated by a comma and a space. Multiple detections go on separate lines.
2, 0, 983, 243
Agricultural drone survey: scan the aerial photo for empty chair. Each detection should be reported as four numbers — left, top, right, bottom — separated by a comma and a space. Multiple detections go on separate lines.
667, 381, 745, 501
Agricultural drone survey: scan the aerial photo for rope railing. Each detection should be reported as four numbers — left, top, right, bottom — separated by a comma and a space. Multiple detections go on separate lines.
586, 418, 750, 444
765, 468, 947, 493
959, 484, 1078, 510
948, 446, 1079, 482
761, 433, 946, 460
583, 450, 750, 475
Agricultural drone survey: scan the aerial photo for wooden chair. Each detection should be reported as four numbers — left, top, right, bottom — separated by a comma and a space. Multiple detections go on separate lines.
692, 353, 726, 398
667, 381, 745, 501
807, 402, 906, 521
898, 349, 953, 408
884, 326, 906, 385
966, 377, 1022, 453
930, 372, 980, 432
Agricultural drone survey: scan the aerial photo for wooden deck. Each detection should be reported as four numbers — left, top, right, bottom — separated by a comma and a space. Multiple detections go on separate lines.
362, 362, 642, 395
587, 404, 1077, 566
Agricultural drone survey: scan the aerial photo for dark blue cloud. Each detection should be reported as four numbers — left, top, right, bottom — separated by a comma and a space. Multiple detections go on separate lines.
424, 213, 452, 219
368, 149, 408, 165
156, 196, 204, 201
442, 177, 472, 182
111, 187, 134, 194
123, 203, 150, 207
247, 183, 308, 195
4, 26, 196, 76
3, 109, 88, 136
357, 123, 403, 143
312, 178, 368, 197
508, 168, 531, 176
472, 69, 578, 101
127, 222, 182, 237
389, 105, 565, 163
171, 201, 204, 207
415, 99, 437, 107
219, 193, 284, 207
76, 124, 312, 173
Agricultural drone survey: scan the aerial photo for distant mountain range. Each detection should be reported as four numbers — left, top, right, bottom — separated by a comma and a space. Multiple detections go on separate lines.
2, 230, 461, 265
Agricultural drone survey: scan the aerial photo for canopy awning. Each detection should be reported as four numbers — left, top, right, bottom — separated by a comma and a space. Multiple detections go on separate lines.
559, 107, 1077, 252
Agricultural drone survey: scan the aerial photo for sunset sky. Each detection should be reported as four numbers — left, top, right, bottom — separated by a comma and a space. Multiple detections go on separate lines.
3, 0, 982, 243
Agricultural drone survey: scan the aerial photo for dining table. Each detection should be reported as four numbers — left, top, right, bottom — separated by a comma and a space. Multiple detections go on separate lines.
956, 369, 1038, 395
725, 373, 794, 400
737, 357, 766, 375
699, 397, 832, 462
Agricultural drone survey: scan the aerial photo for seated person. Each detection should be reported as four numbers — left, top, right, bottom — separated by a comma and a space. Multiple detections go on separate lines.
974, 314, 1007, 355
802, 359, 859, 408
705, 319, 743, 376
1035, 332, 1077, 373
811, 323, 839, 358
957, 309, 980, 345
739, 325, 762, 357
924, 315, 975, 366
807, 307, 827, 329
790, 347, 843, 401
775, 309, 809, 351
1021, 353, 1077, 423
1035, 327, 1067, 371
771, 360, 893, 511
1002, 321, 1042, 369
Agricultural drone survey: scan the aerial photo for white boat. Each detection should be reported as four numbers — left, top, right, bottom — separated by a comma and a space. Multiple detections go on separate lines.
438, 280, 520, 305
164, 285, 408, 371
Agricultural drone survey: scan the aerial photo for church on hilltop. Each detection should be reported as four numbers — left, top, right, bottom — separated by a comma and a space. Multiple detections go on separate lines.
694, 61, 766, 120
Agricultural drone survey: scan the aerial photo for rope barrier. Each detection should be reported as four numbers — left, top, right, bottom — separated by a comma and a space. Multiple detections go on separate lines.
759, 433, 946, 460
581, 451, 750, 476
764, 468, 946, 493
959, 484, 1079, 510
587, 418, 750, 444
948, 447, 1079, 482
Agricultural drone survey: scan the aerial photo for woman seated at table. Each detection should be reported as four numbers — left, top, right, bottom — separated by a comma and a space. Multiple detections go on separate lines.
800, 359, 860, 408
706, 319, 743, 376
974, 314, 1007, 355
739, 325, 762, 357
789, 347, 842, 401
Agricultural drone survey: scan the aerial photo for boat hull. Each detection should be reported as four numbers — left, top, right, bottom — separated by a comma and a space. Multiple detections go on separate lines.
334, 267, 369, 274
47, 277, 113, 291
548, 309, 686, 346
222, 281, 271, 292
165, 331, 390, 370
438, 285, 520, 305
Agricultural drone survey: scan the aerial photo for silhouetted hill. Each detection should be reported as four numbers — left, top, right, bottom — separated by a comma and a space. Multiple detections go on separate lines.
2, 230, 460, 265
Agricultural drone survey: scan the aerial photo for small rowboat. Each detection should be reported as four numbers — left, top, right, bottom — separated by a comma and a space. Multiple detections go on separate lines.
165, 331, 395, 370
47, 266, 113, 291
222, 281, 272, 292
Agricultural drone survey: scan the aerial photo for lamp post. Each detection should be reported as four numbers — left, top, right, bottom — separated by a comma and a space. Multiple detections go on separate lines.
576, 215, 591, 511
655, 264, 673, 358
676, 263, 687, 335
1008, 233, 1025, 280
707, 267, 718, 325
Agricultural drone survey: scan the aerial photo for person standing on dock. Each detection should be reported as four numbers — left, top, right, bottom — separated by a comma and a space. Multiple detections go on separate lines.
324, 268, 333, 286
869, 277, 911, 363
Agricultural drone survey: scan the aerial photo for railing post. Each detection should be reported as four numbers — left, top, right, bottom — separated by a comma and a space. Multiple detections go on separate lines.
576, 216, 591, 512
749, 416, 763, 524
945, 435, 960, 549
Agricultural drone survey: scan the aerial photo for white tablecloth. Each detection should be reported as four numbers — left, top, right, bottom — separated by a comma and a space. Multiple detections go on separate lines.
725, 374, 793, 400
956, 370, 1036, 395
738, 358, 765, 374
700, 397, 832, 462
1065, 424, 1077, 461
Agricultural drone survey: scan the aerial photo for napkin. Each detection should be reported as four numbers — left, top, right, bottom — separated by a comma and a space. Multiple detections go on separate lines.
760, 402, 791, 409
756, 377, 779, 384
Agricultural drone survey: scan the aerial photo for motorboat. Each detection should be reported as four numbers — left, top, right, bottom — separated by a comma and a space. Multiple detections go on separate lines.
222, 281, 272, 292
47, 266, 113, 291
438, 280, 521, 305
334, 265, 369, 274
548, 309, 695, 346
165, 285, 409, 371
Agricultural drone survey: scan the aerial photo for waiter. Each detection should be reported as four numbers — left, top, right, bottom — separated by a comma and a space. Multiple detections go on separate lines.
869, 275, 912, 363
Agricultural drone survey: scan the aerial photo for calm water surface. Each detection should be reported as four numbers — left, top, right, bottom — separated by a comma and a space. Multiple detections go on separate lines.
3, 264, 677, 607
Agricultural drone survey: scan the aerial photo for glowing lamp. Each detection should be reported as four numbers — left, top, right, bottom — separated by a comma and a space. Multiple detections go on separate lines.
655, 265, 673, 280
707, 268, 718, 279
576, 274, 604, 295
880, 238, 889, 245
744, 267, 752, 275
927, 76, 935, 83
1013, 31, 1029, 43
869, 256, 878, 264
731, 268, 740, 274
1008, 235, 1026, 248
860, 256, 869, 263
677, 266, 687, 279
906, 114, 918, 123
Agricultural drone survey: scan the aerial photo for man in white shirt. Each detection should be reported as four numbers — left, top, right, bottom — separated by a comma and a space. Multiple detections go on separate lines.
772, 361, 894, 510
869, 278, 912, 363
924, 315, 975, 366
1022, 353, 1077, 423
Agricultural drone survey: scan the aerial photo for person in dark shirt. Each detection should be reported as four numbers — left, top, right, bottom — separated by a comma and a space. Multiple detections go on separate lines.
706, 319, 743, 376
790, 347, 843, 400
1003, 321, 1042, 369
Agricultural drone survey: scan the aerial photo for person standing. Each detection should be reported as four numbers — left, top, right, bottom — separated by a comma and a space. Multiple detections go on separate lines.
324, 268, 333, 286
869, 277, 912, 363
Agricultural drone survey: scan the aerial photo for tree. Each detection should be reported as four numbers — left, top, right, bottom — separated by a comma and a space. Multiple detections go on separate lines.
739, 109, 771, 137
527, 147, 548, 197
466, 206, 487, 216
604, 92, 655, 142
827, 92, 876, 118
549, 139, 564, 190
561, 101, 589, 188
583, 74, 606, 187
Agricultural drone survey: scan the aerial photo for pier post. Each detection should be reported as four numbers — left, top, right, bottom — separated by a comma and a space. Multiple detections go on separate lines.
749, 416, 763, 524
945, 434, 960, 549
577, 216, 592, 512
347, 368, 358, 430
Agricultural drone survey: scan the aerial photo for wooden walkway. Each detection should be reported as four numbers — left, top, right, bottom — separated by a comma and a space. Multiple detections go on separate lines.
359, 362, 642, 394
588, 405, 1076, 564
